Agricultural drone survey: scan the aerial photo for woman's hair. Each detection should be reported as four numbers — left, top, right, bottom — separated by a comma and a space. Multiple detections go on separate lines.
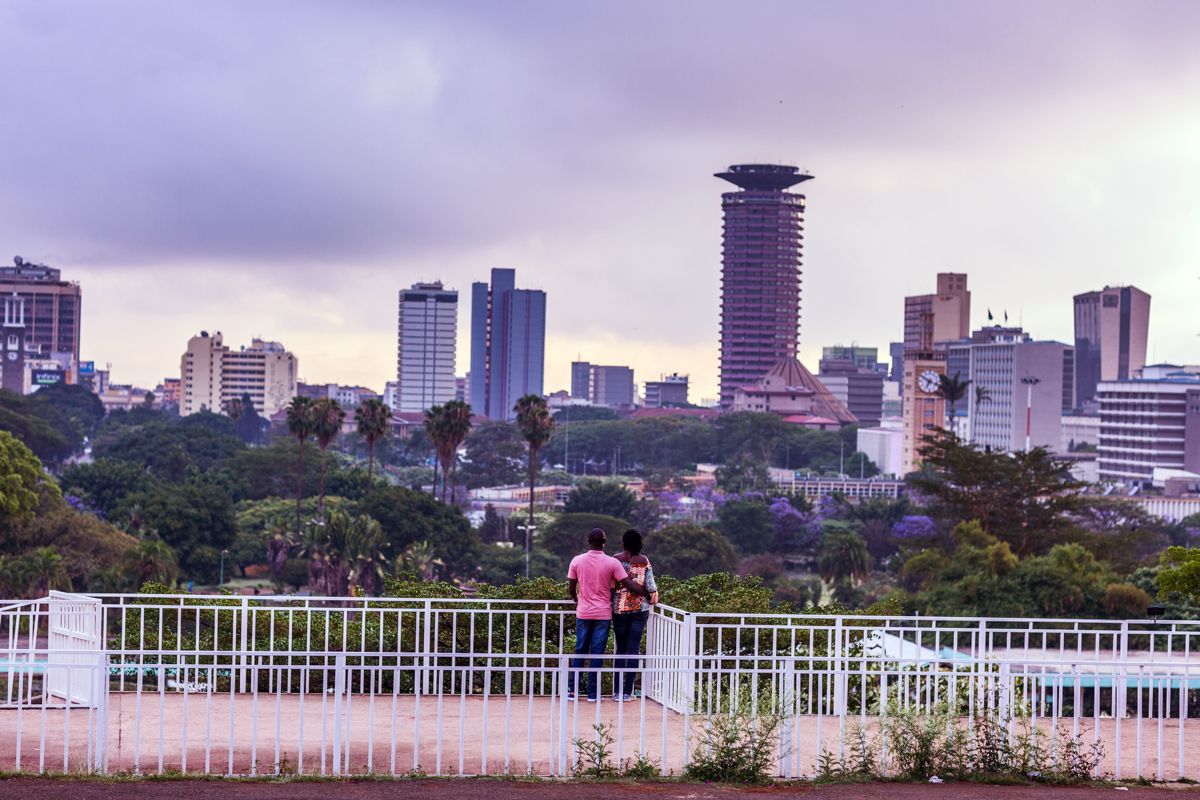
622, 528, 644, 556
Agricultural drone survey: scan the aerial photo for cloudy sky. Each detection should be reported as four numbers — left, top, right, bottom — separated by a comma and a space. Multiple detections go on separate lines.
2, 1, 1199, 402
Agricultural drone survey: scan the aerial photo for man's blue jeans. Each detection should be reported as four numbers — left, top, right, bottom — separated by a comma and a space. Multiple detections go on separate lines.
612, 610, 650, 696
568, 618, 611, 699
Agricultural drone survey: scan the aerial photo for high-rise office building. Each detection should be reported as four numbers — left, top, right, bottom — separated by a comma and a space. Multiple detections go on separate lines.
1073, 285, 1150, 408
903, 273, 970, 350
571, 361, 635, 406
396, 282, 457, 412
469, 269, 546, 421
817, 359, 885, 427
0, 257, 82, 380
821, 345, 887, 374
715, 164, 810, 408
644, 374, 689, 408
180, 332, 298, 417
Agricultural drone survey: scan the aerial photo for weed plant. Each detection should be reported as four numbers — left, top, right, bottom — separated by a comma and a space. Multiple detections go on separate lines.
685, 684, 789, 784
815, 701, 1105, 784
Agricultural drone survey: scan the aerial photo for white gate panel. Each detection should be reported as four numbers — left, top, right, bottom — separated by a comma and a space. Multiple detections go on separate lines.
46, 590, 102, 707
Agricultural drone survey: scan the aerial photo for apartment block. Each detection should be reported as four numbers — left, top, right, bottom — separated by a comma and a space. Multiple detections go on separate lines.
180, 332, 297, 417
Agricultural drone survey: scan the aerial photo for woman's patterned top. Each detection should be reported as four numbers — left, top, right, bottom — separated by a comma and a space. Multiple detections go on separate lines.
612, 560, 657, 614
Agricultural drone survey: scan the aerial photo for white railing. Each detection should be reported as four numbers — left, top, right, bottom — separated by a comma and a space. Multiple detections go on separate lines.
0, 593, 1197, 780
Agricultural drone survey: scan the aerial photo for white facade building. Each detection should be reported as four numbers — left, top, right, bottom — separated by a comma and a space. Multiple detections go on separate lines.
1097, 373, 1200, 485
397, 282, 457, 413
180, 332, 297, 418
856, 423, 904, 478
968, 338, 1074, 453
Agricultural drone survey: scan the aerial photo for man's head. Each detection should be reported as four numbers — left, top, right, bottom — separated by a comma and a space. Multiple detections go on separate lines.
587, 528, 606, 550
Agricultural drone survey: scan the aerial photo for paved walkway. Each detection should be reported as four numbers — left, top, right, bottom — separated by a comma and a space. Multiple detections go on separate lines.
0, 693, 1192, 779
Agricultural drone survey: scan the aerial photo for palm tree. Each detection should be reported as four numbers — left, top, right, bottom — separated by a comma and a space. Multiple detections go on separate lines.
345, 515, 390, 596
817, 531, 871, 585
424, 404, 446, 499
937, 371, 972, 437
225, 397, 245, 425
399, 541, 444, 582
121, 540, 180, 590
438, 400, 473, 504
265, 515, 293, 590
311, 397, 346, 509
24, 547, 73, 597
975, 385, 993, 413
286, 396, 315, 538
355, 399, 392, 497
514, 394, 556, 531
0, 555, 25, 600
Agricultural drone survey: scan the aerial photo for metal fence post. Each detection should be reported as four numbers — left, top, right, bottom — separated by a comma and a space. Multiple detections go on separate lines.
239, 598, 249, 693
332, 654, 346, 774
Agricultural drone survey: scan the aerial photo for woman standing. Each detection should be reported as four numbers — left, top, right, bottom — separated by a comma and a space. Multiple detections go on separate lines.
611, 528, 658, 701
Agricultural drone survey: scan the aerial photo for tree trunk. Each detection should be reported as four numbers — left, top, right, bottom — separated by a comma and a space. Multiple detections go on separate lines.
295, 439, 304, 537
367, 443, 375, 498
319, 446, 328, 509
528, 445, 538, 529
451, 456, 457, 505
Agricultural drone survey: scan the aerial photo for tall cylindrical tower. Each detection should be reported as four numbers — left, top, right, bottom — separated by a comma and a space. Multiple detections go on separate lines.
715, 164, 811, 407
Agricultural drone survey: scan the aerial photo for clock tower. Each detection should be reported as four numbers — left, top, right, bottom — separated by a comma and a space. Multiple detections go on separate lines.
900, 346, 947, 476
2, 293, 29, 394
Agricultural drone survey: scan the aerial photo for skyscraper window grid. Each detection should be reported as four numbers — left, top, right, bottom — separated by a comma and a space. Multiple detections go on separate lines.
715, 164, 810, 408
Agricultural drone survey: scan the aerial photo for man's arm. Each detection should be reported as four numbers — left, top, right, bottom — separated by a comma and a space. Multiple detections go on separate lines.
568, 577, 579, 603
617, 575, 649, 598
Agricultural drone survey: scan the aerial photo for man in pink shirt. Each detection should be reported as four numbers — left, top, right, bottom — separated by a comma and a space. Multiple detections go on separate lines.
567, 528, 650, 701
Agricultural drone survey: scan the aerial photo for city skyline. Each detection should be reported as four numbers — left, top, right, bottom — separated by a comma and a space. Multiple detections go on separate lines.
3, 3, 1200, 399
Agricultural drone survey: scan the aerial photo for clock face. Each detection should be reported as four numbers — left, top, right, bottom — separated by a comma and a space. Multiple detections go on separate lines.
918, 370, 942, 394
5, 352, 15, 361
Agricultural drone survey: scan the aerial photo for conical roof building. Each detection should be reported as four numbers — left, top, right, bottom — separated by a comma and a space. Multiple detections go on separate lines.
762, 356, 858, 426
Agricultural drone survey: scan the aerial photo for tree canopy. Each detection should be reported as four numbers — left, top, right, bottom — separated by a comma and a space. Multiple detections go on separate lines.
562, 479, 637, 519
96, 422, 245, 476
909, 429, 1087, 557
114, 483, 237, 582
358, 485, 481, 580
642, 523, 738, 580
0, 431, 54, 523
540, 512, 632, 565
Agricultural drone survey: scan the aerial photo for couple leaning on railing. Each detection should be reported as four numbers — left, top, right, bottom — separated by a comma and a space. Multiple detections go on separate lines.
566, 526, 659, 702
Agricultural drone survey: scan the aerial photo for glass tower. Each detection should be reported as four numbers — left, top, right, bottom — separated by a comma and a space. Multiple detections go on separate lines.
715, 164, 811, 407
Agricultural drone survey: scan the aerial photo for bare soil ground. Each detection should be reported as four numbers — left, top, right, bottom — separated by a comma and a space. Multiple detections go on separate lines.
0, 777, 1194, 800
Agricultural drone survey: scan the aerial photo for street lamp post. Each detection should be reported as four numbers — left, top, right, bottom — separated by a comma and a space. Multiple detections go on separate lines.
220, 549, 230, 591
1021, 375, 1041, 452
517, 525, 536, 578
